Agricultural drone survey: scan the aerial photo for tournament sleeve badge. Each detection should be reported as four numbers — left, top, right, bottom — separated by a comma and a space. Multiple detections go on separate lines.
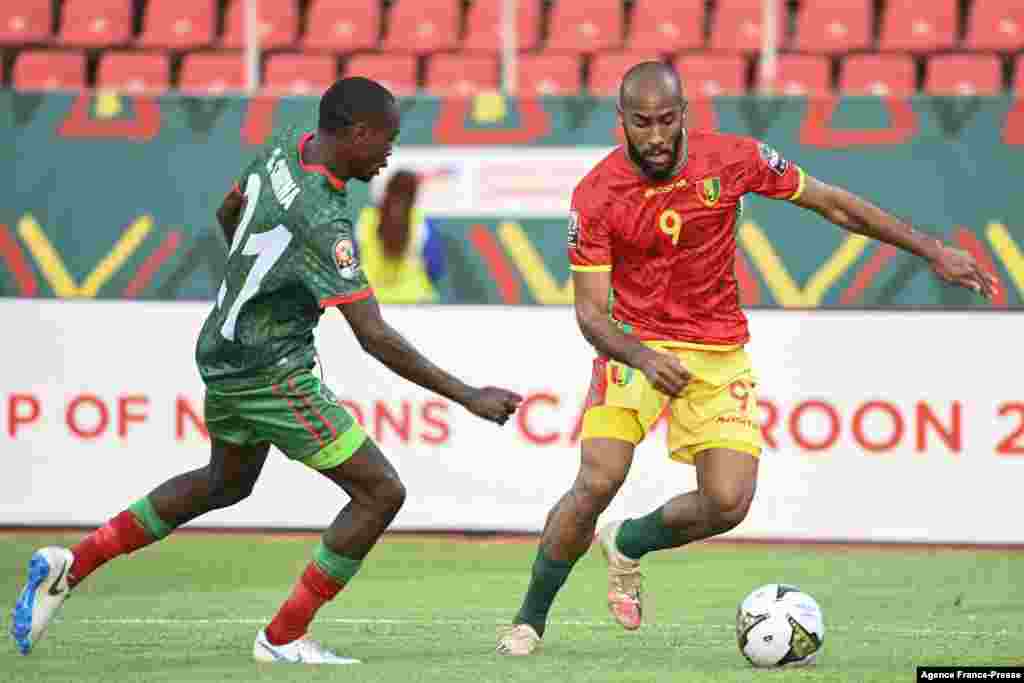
333, 238, 359, 279
698, 177, 722, 207
567, 210, 581, 248
758, 143, 790, 176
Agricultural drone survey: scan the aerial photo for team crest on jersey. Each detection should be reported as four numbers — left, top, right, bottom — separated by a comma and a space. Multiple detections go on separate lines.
567, 210, 580, 248
698, 177, 722, 207
610, 361, 634, 387
334, 238, 359, 279
758, 143, 790, 176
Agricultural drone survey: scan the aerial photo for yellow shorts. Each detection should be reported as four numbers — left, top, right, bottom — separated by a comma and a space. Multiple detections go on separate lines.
579, 344, 763, 465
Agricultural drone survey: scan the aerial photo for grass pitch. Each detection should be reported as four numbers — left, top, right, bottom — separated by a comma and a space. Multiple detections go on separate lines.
1, 532, 1021, 682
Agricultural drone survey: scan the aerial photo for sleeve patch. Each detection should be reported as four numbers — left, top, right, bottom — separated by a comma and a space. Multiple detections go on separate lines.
567, 210, 581, 248
333, 238, 360, 279
758, 143, 790, 176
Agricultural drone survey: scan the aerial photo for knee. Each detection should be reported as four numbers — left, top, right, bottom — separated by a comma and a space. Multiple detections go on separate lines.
575, 472, 625, 515
703, 485, 754, 534
208, 481, 255, 509
370, 474, 407, 519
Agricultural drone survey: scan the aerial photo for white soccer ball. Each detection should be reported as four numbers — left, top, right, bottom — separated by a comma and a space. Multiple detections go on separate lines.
736, 583, 825, 668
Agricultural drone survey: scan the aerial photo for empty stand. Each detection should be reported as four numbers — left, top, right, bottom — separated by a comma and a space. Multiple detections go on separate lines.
793, 0, 872, 53
546, 0, 624, 53
426, 54, 499, 95
840, 54, 916, 96
344, 54, 418, 96
711, 0, 786, 52
13, 50, 86, 91
675, 55, 748, 96
58, 0, 133, 47
0, 1, 51, 45
516, 54, 581, 95
589, 53, 663, 96
757, 55, 831, 95
627, 0, 704, 52
383, 0, 460, 53
965, 3, 1024, 51
879, 0, 957, 52
303, 0, 380, 51
178, 52, 246, 93
138, 0, 215, 50
97, 51, 171, 92
221, 0, 298, 50
264, 53, 337, 95
463, 0, 541, 52
925, 54, 1003, 95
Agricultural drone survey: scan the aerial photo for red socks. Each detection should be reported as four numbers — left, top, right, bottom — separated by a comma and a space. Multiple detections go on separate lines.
69, 510, 154, 588
265, 563, 345, 646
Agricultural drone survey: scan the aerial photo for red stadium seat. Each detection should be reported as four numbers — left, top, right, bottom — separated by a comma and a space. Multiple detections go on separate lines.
426, 54, 499, 96
675, 55, 748, 96
222, 0, 298, 50
545, 0, 624, 53
627, 0, 704, 51
344, 54, 418, 96
590, 53, 664, 96
757, 55, 831, 95
879, 0, 956, 52
516, 54, 581, 95
97, 51, 171, 92
303, 0, 379, 51
0, 1, 51, 45
58, 0, 133, 47
264, 53, 337, 95
925, 54, 1003, 95
13, 50, 86, 91
793, 0, 872, 54
1016, 57, 1024, 93
138, 0, 215, 50
178, 52, 246, 94
463, 0, 542, 52
840, 54, 916, 96
710, 0, 786, 52
383, 0, 459, 53
965, 3, 1024, 52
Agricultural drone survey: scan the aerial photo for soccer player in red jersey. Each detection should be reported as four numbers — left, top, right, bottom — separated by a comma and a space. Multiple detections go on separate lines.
498, 61, 998, 655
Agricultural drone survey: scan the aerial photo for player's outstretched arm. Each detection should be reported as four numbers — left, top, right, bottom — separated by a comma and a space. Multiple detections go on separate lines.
216, 186, 246, 246
573, 269, 690, 397
338, 295, 523, 425
791, 175, 1000, 298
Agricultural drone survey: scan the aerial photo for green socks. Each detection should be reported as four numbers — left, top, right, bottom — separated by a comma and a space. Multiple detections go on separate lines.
514, 549, 576, 637
313, 541, 363, 584
615, 508, 681, 560
127, 497, 175, 540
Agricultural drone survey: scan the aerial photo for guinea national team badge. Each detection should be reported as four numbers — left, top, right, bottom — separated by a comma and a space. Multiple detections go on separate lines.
333, 238, 359, 279
698, 177, 722, 208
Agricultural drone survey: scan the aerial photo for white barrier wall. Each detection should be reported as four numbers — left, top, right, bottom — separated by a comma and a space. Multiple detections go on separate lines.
2, 300, 1022, 543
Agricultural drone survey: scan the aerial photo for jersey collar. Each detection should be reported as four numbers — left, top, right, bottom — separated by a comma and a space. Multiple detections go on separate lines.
298, 132, 347, 191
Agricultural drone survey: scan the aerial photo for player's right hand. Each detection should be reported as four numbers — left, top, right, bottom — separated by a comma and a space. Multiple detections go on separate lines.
638, 350, 691, 397
463, 386, 524, 426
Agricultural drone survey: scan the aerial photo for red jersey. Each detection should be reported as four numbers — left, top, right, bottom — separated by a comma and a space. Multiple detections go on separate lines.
568, 130, 805, 347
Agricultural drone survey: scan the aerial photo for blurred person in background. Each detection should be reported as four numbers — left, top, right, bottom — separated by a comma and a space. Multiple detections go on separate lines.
357, 170, 450, 303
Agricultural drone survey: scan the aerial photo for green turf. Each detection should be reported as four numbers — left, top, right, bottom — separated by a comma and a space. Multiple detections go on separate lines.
1, 532, 1022, 682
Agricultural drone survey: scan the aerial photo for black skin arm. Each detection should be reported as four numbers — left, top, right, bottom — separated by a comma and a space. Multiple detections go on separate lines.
216, 187, 246, 246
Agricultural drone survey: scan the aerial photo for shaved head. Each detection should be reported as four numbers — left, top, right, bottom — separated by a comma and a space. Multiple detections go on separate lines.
619, 61, 685, 111
617, 62, 689, 182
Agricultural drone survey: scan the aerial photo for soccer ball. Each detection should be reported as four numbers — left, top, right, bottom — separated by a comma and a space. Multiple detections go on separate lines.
736, 583, 824, 668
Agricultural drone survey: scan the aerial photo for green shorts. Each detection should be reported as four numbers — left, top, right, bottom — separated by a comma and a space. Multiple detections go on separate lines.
203, 369, 368, 470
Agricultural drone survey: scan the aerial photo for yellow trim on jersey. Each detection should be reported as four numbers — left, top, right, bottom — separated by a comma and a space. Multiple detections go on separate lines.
647, 340, 742, 352
671, 439, 761, 463
570, 264, 613, 272
788, 167, 807, 201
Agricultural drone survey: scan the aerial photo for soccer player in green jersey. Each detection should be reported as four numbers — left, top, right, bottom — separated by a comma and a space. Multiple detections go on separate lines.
11, 78, 523, 665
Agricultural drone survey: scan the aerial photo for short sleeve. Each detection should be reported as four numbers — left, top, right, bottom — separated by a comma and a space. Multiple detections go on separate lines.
740, 139, 806, 201
567, 185, 612, 272
302, 220, 374, 308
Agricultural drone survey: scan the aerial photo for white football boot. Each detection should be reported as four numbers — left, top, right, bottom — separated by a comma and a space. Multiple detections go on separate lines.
253, 629, 361, 664
10, 547, 74, 655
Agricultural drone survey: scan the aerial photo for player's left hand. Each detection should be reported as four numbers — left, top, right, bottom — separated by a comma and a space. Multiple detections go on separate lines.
463, 386, 524, 426
928, 243, 1000, 299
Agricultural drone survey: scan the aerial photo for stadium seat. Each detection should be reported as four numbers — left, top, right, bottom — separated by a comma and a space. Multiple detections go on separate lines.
264, 53, 337, 95
879, 0, 956, 52
675, 55, 747, 96
516, 54, 581, 95
0, 1, 51, 45
626, 0, 704, 52
344, 54, 418, 96
178, 52, 246, 94
545, 0, 624, 53
13, 50, 86, 91
463, 0, 542, 52
58, 0, 133, 47
426, 54, 499, 96
383, 0, 459, 53
925, 54, 1003, 95
97, 51, 171, 92
710, 0, 786, 52
965, 3, 1024, 51
793, 0, 872, 54
222, 0, 298, 50
757, 55, 831, 95
303, 0, 379, 51
840, 54, 916, 96
138, 0, 215, 50
589, 53, 664, 96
